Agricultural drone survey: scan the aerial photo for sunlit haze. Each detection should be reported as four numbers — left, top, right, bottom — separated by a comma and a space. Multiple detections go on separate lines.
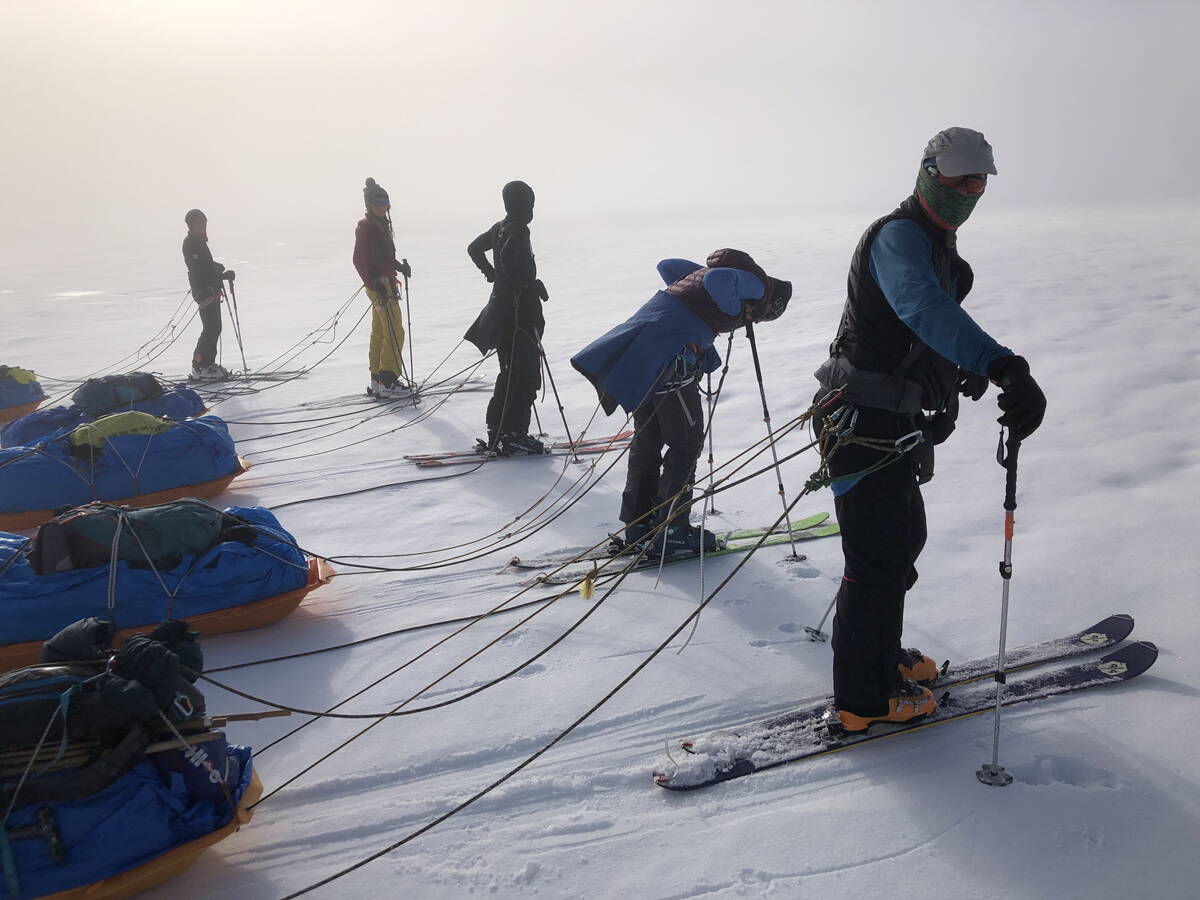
2, 0, 1197, 260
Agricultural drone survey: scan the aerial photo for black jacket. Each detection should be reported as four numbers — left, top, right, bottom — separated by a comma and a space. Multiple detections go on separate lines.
182, 233, 225, 299
465, 219, 543, 353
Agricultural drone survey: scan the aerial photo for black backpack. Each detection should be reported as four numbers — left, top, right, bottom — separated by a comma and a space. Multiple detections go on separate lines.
71, 372, 165, 418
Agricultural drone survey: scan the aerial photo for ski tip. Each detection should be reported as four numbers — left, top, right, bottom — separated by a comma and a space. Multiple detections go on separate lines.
652, 771, 672, 786
1100, 639, 1159, 679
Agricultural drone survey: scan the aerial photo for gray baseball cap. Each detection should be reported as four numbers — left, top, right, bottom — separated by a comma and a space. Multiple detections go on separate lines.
923, 127, 997, 177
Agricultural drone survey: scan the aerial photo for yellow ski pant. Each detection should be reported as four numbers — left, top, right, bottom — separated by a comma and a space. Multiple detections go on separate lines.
366, 285, 405, 378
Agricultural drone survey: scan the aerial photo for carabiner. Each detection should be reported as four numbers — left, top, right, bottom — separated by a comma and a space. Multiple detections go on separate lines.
816, 385, 847, 410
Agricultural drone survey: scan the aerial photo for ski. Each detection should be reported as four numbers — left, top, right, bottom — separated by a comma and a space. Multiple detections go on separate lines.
510, 515, 837, 586
520, 524, 838, 586
654, 620, 1146, 791
186, 369, 308, 384
284, 377, 490, 412
508, 512, 832, 571
404, 430, 634, 467
364, 375, 491, 402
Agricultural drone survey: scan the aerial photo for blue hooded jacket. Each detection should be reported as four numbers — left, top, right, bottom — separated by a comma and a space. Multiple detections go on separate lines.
571, 259, 765, 415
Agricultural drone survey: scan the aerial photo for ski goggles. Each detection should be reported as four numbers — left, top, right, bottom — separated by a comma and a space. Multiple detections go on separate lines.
923, 159, 988, 192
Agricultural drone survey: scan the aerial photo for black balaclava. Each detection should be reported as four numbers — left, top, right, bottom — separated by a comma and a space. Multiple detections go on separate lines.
502, 180, 535, 225
184, 208, 206, 228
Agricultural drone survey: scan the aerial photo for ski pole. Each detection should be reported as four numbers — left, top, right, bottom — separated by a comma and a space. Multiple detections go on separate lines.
804, 595, 836, 642
702, 370, 718, 516
225, 281, 249, 373
744, 321, 800, 558
531, 391, 545, 437
401, 259, 416, 386
535, 334, 577, 458
977, 428, 1020, 788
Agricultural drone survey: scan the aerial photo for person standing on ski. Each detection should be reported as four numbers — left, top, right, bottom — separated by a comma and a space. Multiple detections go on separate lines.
812, 127, 1047, 733
354, 178, 413, 399
465, 180, 550, 455
182, 209, 235, 380
573, 249, 791, 556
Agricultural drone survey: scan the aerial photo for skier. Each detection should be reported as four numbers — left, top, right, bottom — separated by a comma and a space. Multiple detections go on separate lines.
812, 127, 1047, 733
465, 180, 550, 454
353, 178, 413, 399
182, 209, 235, 380
573, 250, 791, 556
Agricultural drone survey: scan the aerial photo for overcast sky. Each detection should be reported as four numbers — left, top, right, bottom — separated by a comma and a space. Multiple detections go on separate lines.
1, 0, 1196, 251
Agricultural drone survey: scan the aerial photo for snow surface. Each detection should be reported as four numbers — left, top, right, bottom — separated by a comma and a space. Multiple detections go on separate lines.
4, 203, 1199, 898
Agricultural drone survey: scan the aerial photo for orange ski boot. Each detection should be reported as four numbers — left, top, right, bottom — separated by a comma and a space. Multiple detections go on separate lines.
836, 680, 937, 733
898, 647, 941, 684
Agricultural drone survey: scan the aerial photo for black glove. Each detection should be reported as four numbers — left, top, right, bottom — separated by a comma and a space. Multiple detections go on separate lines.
534, 278, 549, 301
397, 260, 412, 279
482, 269, 495, 284
958, 370, 988, 401
222, 269, 236, 283
986, 354, 1046, 440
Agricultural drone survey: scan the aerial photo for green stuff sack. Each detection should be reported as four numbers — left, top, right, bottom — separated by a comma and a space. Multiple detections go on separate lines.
68, 410, 175, 452
0, 365, 39, 384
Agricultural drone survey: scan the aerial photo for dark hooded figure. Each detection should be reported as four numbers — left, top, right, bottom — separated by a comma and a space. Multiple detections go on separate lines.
572, 249, 791, 556
181, 209, 235, 380
465, 181, 550, 455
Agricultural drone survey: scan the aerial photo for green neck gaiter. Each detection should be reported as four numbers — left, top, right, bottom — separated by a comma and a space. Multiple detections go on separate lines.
914, 167, 980, 229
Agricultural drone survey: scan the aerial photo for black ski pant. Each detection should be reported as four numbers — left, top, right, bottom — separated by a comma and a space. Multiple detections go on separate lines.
620, 381, 705, 526
486, 325, 542, 437
824, 404, 927, 717
192, 294, 223, 367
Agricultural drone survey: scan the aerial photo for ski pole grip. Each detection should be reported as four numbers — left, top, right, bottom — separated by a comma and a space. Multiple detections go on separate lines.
997, 430, 1020, 512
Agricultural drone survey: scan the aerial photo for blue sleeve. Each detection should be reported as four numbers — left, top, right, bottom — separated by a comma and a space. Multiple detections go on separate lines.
657, 258, 702, 285
869, 220, 1011, 375
701, 268, 764, 316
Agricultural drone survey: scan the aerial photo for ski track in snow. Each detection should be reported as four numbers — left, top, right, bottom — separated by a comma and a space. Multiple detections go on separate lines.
5, 205, 1200, 898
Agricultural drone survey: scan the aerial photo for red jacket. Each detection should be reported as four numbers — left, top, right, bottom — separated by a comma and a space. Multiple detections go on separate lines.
353, 216, 401, 286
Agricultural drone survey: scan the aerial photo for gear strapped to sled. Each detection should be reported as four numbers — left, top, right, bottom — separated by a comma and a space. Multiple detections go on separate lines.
0, 618, 205, 808
0, 367, 38, 386
68, 411, 175, 453
71, 372, 166, 419
27, 499, 257, 575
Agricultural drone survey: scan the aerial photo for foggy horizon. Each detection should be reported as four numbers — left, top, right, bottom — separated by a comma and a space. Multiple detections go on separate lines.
2, 0, 1197, 261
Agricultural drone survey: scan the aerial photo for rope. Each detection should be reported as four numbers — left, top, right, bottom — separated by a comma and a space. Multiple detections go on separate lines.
276, 468, 830, 898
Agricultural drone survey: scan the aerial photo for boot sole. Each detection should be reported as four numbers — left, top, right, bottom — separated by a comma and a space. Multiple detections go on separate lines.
836, 709, 934, 735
